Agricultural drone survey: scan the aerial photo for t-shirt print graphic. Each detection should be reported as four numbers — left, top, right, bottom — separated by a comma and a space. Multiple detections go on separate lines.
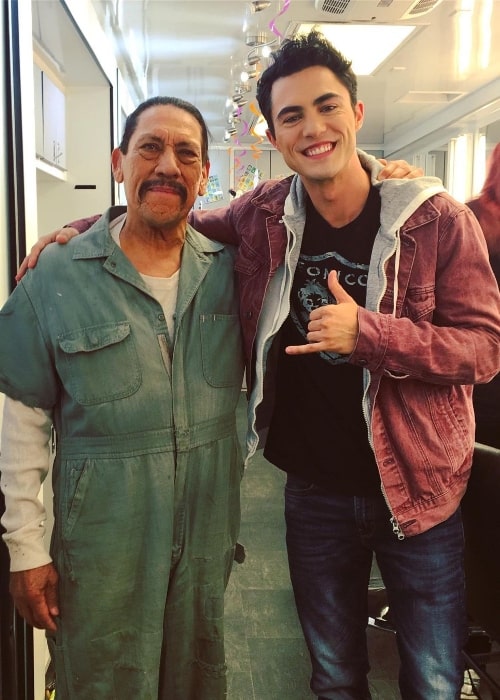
290, 250, 368, 366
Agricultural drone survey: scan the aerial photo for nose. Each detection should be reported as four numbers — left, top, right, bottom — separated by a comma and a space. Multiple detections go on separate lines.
302, 111, 326, 138
155, 145, 181, 177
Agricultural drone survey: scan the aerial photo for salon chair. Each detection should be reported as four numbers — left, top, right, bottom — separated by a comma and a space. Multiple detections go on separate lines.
367, 442, 500, 698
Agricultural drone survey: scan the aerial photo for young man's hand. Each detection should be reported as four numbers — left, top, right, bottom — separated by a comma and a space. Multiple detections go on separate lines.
285, 271, 359, 356
16, 227, 79, 282
377, 158, 424, 180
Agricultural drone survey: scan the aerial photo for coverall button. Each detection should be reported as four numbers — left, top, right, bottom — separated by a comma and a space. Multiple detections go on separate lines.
158, 313, 165, 321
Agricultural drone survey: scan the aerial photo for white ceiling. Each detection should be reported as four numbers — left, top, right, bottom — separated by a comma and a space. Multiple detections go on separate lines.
44, 0, 500, 158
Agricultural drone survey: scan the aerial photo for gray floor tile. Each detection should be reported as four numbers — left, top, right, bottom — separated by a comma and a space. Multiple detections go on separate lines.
225, 394, 402, 699
247, 637, 315, 699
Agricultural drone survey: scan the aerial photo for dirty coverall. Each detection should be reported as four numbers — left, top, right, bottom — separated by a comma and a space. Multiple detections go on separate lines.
0, 208, 245, 699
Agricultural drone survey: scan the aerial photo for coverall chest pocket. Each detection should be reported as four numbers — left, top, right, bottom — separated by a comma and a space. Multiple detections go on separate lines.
58, 322, 141, 405
200, 314, 244, 387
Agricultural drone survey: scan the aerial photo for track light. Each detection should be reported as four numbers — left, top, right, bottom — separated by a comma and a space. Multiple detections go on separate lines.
251, 1, 271, 11
245, 31, 270, 47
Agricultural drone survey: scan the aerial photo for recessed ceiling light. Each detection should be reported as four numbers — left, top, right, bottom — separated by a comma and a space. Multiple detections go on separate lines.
290, 23, 417, 75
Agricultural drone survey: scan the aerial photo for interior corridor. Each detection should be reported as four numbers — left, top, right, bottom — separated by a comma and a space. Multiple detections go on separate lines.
225, 393, 402, 700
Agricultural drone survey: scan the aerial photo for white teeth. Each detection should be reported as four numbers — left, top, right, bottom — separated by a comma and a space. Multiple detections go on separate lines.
305, 143, 333, 156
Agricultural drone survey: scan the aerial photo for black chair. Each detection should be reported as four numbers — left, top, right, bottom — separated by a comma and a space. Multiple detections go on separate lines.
461, 442, 500, 697
368, 443, 500, 698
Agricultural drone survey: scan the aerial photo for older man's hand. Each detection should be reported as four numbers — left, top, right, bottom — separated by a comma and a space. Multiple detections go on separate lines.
10, 563, 59, 631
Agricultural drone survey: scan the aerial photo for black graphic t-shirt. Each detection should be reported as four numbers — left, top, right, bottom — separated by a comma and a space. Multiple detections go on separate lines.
264, 186, 382, 495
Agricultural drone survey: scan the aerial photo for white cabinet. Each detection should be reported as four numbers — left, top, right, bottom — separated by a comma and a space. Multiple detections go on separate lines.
41, 72, 66, 169
33, 64, 44, 159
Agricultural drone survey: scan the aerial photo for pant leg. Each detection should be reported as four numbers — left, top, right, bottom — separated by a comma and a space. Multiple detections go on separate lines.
284, 475, 373, 700
374, 506, 467, 700
158, 436, 242, 700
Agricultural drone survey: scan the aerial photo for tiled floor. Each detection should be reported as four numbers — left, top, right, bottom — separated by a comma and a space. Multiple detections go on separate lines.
225, 393, 402, 700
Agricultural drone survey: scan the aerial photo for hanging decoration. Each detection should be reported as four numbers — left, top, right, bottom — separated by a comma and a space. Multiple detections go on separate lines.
268, 0, 291, 39
224, 1, 293, 182
249, 101, 264, 160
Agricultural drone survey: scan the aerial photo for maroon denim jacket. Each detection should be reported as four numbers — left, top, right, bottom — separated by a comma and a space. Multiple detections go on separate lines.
191, 176, 500, 537
70, 173, 500, 537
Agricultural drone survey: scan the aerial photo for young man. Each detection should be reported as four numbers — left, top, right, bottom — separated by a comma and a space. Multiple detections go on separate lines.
17, 33, 500, 700
0, 96, 244, 699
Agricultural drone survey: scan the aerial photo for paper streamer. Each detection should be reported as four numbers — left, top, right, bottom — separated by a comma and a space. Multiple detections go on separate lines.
268, 0, 291, 39
249, 101, 264, 159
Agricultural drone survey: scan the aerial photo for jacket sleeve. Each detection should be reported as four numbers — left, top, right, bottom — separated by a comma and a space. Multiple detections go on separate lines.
189, 204, 240, 246
0, 398, 53, 571
66, 214, 102, 232
352, 204, 500, 385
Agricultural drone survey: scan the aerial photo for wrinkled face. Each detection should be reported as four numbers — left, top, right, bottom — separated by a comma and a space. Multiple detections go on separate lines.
266, 65, 364, 187
111, 104, 209, 229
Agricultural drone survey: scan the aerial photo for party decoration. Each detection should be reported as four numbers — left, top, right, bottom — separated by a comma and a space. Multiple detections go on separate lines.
268, 0, 291, 39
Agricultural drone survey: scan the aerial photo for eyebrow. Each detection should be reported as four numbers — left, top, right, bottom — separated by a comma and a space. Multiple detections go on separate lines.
137, 133, 201, 150
275, 92, 343, 122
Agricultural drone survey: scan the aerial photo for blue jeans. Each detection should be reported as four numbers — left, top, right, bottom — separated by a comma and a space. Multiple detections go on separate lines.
284, 475, 467, 700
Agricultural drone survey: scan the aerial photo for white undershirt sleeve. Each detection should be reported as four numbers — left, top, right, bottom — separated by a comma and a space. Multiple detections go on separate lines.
0, 396, 53, 571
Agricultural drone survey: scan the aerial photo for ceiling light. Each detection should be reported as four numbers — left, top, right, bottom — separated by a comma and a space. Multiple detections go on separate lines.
290, 23, 417, 75
252, 114, 268, 137
245, 31, 270, 47
241, 68, 258, 82
251, 1, 272, 11
246, 53, 261, 66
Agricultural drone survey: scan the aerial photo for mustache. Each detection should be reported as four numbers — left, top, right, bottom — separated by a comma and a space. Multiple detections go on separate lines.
139, 179, 187, 203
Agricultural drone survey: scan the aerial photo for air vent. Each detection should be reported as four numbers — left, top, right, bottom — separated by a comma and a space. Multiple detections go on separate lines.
315, 0, 351, 14
402, 0, 443, 18
313, 0, 443, 20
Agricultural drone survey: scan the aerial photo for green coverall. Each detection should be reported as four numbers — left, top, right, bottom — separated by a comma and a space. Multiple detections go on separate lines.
0, 207, 245, 699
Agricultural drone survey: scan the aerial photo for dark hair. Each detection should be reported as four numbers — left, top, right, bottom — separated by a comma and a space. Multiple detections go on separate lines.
256, 31, 358, 137
119, 96, 210, 164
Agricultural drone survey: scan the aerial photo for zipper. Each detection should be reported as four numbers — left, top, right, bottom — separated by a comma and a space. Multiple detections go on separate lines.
363, 382, 405, 540
390, 515, 405, 541
362, 226, 405, 539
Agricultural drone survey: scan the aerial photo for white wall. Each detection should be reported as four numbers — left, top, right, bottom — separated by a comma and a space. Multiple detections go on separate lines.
0, 0, 8, 426
0, 4, 9, 309
36, 86, 112, 234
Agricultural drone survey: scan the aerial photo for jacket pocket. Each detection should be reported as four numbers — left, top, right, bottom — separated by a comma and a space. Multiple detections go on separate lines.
400, 284, 436, 322
200, 314, 244, 387
58, 321, 141, 404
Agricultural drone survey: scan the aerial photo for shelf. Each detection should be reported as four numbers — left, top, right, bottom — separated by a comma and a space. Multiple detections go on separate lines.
36, 157, 67, 182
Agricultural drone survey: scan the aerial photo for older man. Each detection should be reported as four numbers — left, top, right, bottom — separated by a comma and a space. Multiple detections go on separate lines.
0, 96, 244, 699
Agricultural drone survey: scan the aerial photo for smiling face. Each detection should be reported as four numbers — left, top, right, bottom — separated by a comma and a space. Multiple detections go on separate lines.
111, 104, 209, 232
266, 65, 364, 189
